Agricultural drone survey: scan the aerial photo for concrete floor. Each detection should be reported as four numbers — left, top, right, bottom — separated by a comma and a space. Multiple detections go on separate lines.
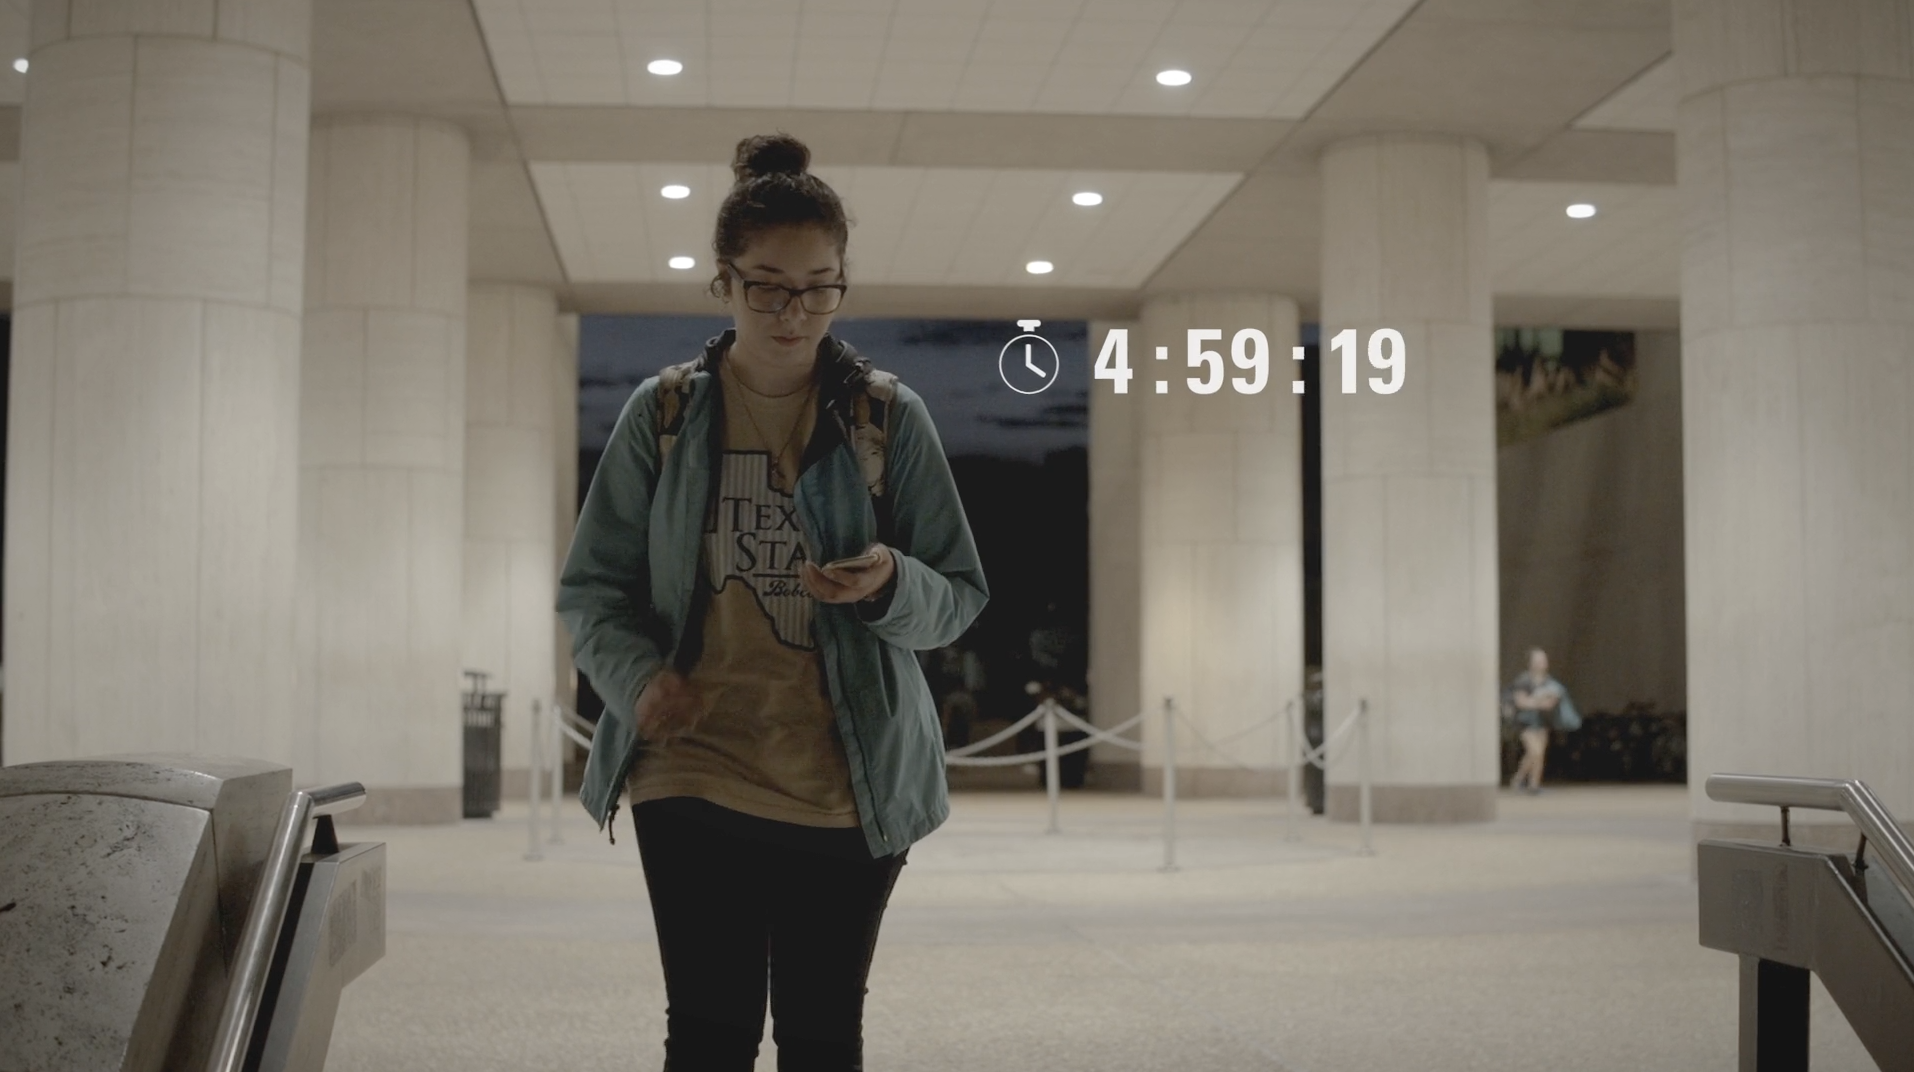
325, 785, 1879, 1071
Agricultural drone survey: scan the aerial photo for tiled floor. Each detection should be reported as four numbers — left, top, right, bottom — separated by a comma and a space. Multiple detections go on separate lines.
326, 785, 1879, 1071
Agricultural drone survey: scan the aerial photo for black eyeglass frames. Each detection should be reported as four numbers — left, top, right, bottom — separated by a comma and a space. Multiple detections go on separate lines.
722, 261, 847, 315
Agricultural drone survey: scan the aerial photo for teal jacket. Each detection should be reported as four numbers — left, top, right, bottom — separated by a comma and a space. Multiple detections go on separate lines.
556, 330, 989, 857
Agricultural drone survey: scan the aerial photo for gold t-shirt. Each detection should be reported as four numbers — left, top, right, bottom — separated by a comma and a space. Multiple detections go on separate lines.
626, 360, 860, 827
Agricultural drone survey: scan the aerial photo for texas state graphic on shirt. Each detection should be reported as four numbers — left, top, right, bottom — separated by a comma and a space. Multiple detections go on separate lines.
704, 450, 815, 650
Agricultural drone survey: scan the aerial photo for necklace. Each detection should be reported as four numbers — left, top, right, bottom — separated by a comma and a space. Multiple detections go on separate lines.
728, 363, 816, 491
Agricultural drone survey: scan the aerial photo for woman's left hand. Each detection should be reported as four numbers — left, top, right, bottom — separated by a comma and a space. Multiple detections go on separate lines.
802, 543, 896, 604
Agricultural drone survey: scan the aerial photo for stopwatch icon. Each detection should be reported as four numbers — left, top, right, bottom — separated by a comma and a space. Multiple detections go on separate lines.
998, 319, 1060, 395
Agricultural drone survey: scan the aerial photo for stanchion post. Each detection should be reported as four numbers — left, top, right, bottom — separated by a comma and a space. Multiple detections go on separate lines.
526, 698, 544, 862
1042, 700, 1062, 835
1357, 699, 1374, 856
1161, 696, 1178, 872
548, 699, 565, 844
1286, 697, 1302, 843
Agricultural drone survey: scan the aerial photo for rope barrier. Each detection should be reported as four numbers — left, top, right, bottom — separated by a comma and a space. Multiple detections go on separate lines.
943, 703, 1048, 758
1200, 703, 1295, 749
945, 702, 1145, 766
558, 720, 593, 751
1298, 702, 1362, 769
1169, 705, 1284, 774
527, 698, 571, 859
525, 687, 1377, 864
1285, 698, 1373, 855
1048, 705, 1145, 751
560, 705, 595, 739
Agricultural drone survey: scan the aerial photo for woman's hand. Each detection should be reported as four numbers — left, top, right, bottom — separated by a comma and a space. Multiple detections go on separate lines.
802, 543, 896, 604
634, 669, 705, 743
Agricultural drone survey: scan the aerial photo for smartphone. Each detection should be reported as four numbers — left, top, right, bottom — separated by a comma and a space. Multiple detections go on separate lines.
821, 549, 882, 572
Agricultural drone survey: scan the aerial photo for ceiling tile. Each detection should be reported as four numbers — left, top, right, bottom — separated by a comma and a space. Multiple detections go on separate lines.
477, 0, 1417, 115
531, 162, 1239, 289
1070, 18, 1168, 48
970, 38, 1068, 66
976, 17, 1074, 43
1573, 54, 1676, 132
799, 11, 892, 39
888, 12, 985, 39
1488, 180, 1678, 298
536, 0, 617, 35
883, 37, 975, 62
1004, 0, 1090, 18
1176, 0, 1273, 28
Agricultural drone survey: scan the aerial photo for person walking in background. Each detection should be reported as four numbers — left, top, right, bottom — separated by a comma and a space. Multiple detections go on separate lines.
1506, 647, 1579, 794
557, 132, 988, 1071
924, 645, 984, 748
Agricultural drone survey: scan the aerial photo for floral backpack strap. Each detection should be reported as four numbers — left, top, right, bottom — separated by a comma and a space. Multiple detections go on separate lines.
849, 368, 896, 497
849, 369, 897, 541
653, 359, 699, 460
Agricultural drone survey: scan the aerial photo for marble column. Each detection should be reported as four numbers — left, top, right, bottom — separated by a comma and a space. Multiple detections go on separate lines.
298, 117, 469, 822
1137, 295, 1305, 796
1318, 134, 1499, 823
1675, 0, 1914, 844
4, 0, 310, 764
463, 284, 558, 793
554, 313, 580, 713
1088, 318, 1142, 785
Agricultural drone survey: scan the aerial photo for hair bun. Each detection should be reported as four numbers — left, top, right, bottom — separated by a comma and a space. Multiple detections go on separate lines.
732, 133, 810, 183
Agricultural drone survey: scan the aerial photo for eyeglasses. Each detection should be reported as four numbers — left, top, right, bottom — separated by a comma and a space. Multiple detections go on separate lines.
723, 262, 847, 315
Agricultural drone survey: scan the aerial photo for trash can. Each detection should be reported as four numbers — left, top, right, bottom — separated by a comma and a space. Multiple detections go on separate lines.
461, 669, 504, 819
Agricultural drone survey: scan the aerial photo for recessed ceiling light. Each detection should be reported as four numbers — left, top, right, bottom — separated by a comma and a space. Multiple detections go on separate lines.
12, 58, 26, 74
1566, 202, 1597, 219
1072, 191, 1103, 207
661, 184, 691, 199
648, 59, 683, 76
668, 255, 696, 270
1025, 260, 1054, 275
1155, 69, 1192, 87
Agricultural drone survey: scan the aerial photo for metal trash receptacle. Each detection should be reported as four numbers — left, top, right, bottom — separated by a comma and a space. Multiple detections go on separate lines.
462, 670, 505, 819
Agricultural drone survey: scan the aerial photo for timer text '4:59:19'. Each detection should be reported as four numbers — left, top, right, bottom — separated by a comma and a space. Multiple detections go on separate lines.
1092, 328, 1406, 396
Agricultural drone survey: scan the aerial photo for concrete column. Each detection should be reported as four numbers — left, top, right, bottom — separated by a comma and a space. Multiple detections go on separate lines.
1088, 318, 1141, 785
1318, 135, 1499, 823
1137, 295, 1305, 796
4, 0, 310, 764
298, 117, 469, 822
554, 313, 579, 712
463, 284, 557, 794
1675, 0, 1914, 844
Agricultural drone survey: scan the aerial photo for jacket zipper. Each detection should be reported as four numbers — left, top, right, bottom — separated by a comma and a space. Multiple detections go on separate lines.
797, 432, 893, 855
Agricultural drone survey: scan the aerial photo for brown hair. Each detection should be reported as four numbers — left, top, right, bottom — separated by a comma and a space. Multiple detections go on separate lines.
708, 132, 851, 301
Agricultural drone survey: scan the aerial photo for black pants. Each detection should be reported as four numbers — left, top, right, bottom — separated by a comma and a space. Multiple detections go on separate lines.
633, 799, 907, 1072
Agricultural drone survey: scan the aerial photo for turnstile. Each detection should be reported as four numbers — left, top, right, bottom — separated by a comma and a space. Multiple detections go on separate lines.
1698, 774, 1914, 1072
0, 755, 385, 1072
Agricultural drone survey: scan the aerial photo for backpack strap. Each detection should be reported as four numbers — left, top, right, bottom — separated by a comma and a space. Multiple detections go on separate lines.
848, 368, 897, 500
652, 357, 700, 463
841, 366, 896, 544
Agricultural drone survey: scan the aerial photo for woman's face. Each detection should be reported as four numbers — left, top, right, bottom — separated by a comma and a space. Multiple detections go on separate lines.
723, 225, 844, 365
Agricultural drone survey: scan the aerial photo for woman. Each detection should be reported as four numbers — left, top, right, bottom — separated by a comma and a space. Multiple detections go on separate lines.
1507, 647, 1578, 794
557, 133, 988, 1071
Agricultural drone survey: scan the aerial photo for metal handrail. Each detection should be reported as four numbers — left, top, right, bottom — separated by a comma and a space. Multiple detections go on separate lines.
1705, 773, 1914, 902
205, 781, 366, 1072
